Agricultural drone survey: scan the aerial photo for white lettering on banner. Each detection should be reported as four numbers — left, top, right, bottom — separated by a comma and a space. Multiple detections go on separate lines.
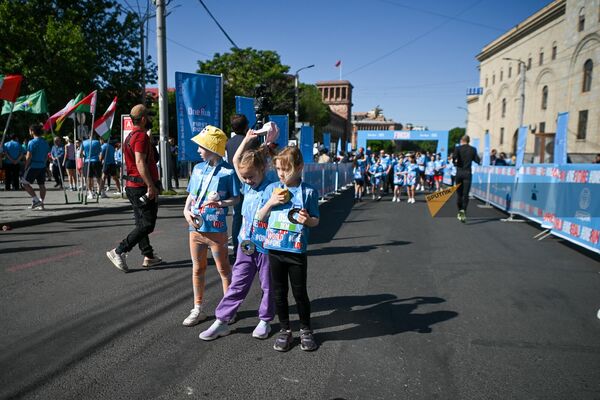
187, 107, 212, 117
192, 121, 208, 134
581, 226, 592, 241
589, 171, 600, 184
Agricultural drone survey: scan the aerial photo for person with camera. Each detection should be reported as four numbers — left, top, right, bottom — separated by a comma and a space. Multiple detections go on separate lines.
106, 104, 162, 272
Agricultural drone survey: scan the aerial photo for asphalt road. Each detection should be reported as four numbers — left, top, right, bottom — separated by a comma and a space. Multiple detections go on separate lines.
1, 190, 599, 400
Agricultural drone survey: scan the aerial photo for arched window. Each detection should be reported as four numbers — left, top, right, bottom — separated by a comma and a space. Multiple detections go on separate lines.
501, 98, 506, 118
539, 48, 544, 66
583, 59, 593, 92
541, 86, 548, 110
552, 42, 557, 60
578, 7, 585, 32
486, 103, 491, 120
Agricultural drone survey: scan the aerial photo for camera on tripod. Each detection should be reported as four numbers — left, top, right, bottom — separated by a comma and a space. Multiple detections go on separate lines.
253, 83, 272, 131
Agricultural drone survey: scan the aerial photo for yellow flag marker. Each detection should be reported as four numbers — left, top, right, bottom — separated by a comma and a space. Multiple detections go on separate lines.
425, 184, 461, 217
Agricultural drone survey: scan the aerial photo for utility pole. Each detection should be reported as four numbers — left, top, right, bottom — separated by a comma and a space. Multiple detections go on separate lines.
155, 0, 169, 192
294, 64, 315, 141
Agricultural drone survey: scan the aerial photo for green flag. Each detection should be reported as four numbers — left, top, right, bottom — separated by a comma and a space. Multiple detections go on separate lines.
73, 92, 88, 113
1, 89, 48, 115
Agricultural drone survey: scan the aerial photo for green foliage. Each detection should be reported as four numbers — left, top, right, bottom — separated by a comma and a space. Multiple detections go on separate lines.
449, 127, 466, 149
149, 91, 177, 139
197, 47, 330, 141
0, 0, 156, 139
299, 83, 330, 142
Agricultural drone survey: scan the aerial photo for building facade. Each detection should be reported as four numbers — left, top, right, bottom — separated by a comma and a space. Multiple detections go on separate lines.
351, 109, 403, 149
467, 0, 600, 162
316, 80, 353, 152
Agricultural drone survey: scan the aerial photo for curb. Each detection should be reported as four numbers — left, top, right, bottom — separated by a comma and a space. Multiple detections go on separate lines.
3, 196, 187, 230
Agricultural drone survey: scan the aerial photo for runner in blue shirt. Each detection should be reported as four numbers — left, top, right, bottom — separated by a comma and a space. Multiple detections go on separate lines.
352, 153, 367, 202
404, 153, 418, 204
392, 154, 406, 202
81, 133, 103, 199
433, 153, 446, 192
425, 155, 435, 191
21, 124, 50, 209
369, 157, 384, 201
416, 152, 426, 191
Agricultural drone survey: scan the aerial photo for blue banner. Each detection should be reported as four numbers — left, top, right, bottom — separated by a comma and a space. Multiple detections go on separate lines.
235, 96, 257, 129
357, 130, 449, 161
347, 141, 352, 153
471, 138, 480, 159
175, 72, 222, 162
554, 112, 569, 165
483, 131, 490, 167
322, 132, 331, 152
267, 115, 289, 149
300, 125, 314, 164
515, 126, 527, 169
336, 138, 341, 156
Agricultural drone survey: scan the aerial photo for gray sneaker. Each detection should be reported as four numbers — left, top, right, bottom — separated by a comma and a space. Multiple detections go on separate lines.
300, 329, 318, 351
142, 254, 163, 268
106, 248, 128, 272
273, 329, 293, 352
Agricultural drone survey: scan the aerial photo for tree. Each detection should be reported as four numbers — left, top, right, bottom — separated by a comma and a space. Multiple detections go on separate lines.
298, 83, 330, 142
449, 127, 466, 149
0, 0, 156, 139
197, 47, 330, 141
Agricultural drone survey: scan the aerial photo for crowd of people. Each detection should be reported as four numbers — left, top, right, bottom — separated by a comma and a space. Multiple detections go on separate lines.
350, 147, 456, 203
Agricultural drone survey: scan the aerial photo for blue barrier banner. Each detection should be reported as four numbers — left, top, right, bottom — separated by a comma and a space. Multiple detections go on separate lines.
337, 138, 341, 156
515, 126, 527, 169
483, 132, 490, 167
322, 132, 331, 152
235, 96, 257, 129
511, 165, 557, 224
549, 164, 600, 253
346, 141, 352, 153
267, 114, 288, 149
175, 72, 222, 162
300, 125, 314, 164
472, 166, 517, 211
554, 112, 569, 165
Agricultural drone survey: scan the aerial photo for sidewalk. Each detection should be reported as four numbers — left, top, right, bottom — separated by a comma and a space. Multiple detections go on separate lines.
0, 179, 189, 229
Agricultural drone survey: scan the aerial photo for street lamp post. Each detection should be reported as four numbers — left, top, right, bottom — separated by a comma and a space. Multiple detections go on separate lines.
294, 64, 315, 140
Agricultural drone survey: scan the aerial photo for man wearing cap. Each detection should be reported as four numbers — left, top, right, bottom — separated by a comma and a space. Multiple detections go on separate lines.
106, 104, 162, 272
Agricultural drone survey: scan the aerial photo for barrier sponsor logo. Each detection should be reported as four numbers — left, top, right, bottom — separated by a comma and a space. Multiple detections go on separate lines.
425, 184, 460, 217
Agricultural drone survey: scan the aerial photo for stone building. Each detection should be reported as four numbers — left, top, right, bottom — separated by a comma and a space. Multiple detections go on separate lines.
466, 0, 599, 162
316, 80, 353, 152
351, 108, 403, 149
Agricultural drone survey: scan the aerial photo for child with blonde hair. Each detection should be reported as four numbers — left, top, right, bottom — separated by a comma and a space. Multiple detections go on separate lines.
256, 146, 320, 352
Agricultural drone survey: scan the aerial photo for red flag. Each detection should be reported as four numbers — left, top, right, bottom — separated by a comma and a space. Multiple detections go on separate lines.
335, 60, 341, 68
0, 74, 24, 102
55, 90, 97, 131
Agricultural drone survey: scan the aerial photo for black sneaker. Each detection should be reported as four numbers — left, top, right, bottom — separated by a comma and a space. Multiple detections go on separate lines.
300, 329, 318, 351
273, 329, 292, 352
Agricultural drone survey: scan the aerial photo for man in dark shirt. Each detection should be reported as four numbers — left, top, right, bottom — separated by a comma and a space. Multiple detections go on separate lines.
452, 135, 480, 223
225, 114, 258, 255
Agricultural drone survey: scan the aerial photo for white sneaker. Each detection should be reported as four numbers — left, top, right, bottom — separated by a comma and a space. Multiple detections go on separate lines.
183, 307, 207, 327
391, 197, 396, 202
100, 191, 109, 198
199, 320, 230, 341
106, 248, 128, 272
252, 320, 271, 339
87, 192, 95, 200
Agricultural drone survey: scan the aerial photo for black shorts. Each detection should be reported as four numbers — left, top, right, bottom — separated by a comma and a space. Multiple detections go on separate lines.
65, 159, 76, 170
103, 163, 117, 176
83, 162, 102, 179
354, 178, 364, 185
22, 167, 46, 185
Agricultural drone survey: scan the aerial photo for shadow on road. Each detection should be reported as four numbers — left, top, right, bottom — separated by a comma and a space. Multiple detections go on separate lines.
127, 259, 193, 273
0, 244, 73, 254
309, 191, 355, 245
308, 240, 411, 256
305, 294, 458, 342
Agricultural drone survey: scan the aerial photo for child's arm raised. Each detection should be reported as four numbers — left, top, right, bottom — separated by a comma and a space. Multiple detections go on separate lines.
232, 130, 259, 182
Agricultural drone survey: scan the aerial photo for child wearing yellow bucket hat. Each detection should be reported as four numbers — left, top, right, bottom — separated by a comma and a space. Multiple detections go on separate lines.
182, 125, 241, 327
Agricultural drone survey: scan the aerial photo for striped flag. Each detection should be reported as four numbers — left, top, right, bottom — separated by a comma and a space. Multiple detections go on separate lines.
55, 90, 97, 131
44, 97, 78, 130
94, 97, 117, 139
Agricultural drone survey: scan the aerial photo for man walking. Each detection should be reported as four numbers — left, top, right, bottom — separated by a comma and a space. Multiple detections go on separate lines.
21, 124, 49, 209
452, 135, 480, 223
106, 104, 162, 272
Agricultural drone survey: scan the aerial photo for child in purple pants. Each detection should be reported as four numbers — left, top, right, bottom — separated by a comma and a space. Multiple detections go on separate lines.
199, 129, 275, 340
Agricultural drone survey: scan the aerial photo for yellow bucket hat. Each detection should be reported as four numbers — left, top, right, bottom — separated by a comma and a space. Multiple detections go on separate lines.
191, 125, 227, 157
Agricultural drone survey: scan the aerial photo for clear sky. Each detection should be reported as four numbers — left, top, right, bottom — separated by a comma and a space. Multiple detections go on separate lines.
127, 0, 552, 130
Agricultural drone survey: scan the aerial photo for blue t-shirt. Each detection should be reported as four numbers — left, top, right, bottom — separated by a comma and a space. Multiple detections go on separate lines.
393, 163, 405, 185
3, 140, 23, 160
101, 143, 116, 165
417, 155, 426, 171
51, 144, 65, 161
434, 159, 445, 174
82, 139, 101, 162
261, 181, 320, 254
238, 178, 273, 254
380, 156, 391, 171
27, 137, 50, 169
425, 160, 435, 176
115, 148, 122, 163
187, 160, 240, 233
369, 163, 384, 179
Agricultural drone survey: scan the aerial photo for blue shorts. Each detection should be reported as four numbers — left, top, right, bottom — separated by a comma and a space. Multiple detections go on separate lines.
22, 167, 46, 185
